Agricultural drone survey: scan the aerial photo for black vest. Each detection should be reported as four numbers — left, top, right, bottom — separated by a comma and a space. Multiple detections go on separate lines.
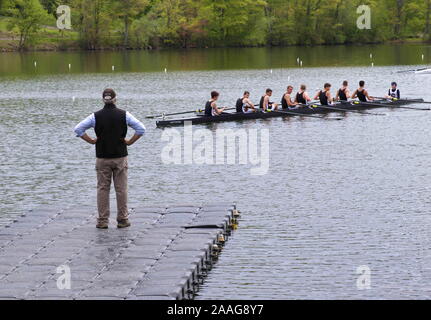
357, 89, 367, 102
205, 100, 213, 116
319, 91, 329, 105
259, 96, 265, 109
94, 104, 128, 159
281, 94, 288, 109
260, 96, 272, 109
296, 92, 306, 104
236, 98, 243, 113
338, 88, 347, 101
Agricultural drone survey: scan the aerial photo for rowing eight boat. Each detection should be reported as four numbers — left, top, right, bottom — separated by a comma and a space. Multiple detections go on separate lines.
155, 99, 425, 128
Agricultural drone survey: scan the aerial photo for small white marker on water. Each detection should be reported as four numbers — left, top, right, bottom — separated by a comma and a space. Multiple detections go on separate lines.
164, 68, 167, 73
300, 61, 303, 67
371, 62, 374, 67
422, 54, 425, 61
297, 57, 300, 65
68, 63, 71, 70
270, 69, 273, 74
34, 61, 37, 68
112, 65, 115, 71
370, 53, 373, 59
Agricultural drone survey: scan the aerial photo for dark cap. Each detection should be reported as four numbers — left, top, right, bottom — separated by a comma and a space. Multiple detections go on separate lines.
103, 88, 116, 102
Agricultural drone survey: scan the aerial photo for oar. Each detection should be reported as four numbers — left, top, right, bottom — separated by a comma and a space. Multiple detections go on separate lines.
397, 68, 428, 73
355, 100, 430, 111
272, 109, 343, 121
303, 103, 385, 116
146, 107, 235, 119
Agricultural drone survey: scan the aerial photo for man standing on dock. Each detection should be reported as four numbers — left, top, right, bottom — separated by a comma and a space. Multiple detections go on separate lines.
74, 88, 146, 229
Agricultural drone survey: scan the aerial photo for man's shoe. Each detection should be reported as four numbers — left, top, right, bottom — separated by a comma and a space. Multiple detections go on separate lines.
117, 220, 131, 229
96, 222, 109, 229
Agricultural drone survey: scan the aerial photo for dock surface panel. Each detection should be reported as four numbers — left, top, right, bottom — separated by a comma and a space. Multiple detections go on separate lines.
0, 203, 238, 300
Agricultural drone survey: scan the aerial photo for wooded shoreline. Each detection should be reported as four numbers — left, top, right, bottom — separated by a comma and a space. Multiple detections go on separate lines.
0, 39, 428, 54
1, 0, 430, 53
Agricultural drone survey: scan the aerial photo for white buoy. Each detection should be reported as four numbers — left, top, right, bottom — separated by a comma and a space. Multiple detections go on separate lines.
68, 63, 71, 70
164, 68, 167, 73
371, 62, 374, 67
270, 69, 273, 74
370, 53, 373, 59
300, 61, 303, 67
34, 61, 37, 68
297, 57, 300, 64
112, 65, 115, 71
422, 54, 425, 61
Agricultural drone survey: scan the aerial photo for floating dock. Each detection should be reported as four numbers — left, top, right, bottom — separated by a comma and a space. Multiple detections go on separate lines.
0, 203, 239, 300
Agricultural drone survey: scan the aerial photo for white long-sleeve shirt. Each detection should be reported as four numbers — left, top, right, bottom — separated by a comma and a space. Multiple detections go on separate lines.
74, 111, 146, 137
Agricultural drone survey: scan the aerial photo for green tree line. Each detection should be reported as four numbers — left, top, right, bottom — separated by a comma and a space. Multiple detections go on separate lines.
1, 0, 431, 50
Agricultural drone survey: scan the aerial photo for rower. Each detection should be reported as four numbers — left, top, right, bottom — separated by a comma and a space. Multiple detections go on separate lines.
314, 83, 333, 105
205, 91, 226, 116
281, 86, 299, 109
386, 82, 400, 100
239, 91, 256, 113
336, 80, 351, 102
295, 84, 312, 105
260, 89, 279, 112
351, 80, 374, 102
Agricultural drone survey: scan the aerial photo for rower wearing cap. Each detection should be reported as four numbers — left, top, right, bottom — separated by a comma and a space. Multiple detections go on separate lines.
295, 84, 312, 105
314, 83, 333, 106
205, 91, 226, 116
260, 89, 279, 112
281, 86, 299, 109
386, 82, 400, 100
336, 81, 351, 102
352, 80, 374, 102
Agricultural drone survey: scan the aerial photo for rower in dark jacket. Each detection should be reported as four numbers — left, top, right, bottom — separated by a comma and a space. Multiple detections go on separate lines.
295, 84, 312, 105
281, 85, 299, 109
236, 91, 256, 113
205, 91, 226, 116
260, 88, 279, 112
314, 83, 334, 106
352, 81, 374, 102
336, 80, 351, 102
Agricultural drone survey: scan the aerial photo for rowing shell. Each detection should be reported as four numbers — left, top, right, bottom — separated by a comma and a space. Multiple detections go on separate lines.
156, 99, 424, 128
415, 68, 431, 74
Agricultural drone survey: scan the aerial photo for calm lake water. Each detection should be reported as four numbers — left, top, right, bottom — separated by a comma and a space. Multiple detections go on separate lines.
1, 44, 431, 299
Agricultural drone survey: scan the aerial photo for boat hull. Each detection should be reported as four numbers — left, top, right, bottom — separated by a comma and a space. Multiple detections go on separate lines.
415, 69, 431, 74
156, 99, 425, 127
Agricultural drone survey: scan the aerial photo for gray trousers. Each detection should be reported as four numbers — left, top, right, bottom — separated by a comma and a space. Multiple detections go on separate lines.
95, 157, 128, 223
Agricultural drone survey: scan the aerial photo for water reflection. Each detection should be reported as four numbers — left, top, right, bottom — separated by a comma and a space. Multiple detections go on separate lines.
0, 44, 430, 77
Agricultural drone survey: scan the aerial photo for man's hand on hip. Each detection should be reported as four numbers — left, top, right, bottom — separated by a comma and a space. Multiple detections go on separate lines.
80, 133, 97, 145
124, 134, 142, 146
